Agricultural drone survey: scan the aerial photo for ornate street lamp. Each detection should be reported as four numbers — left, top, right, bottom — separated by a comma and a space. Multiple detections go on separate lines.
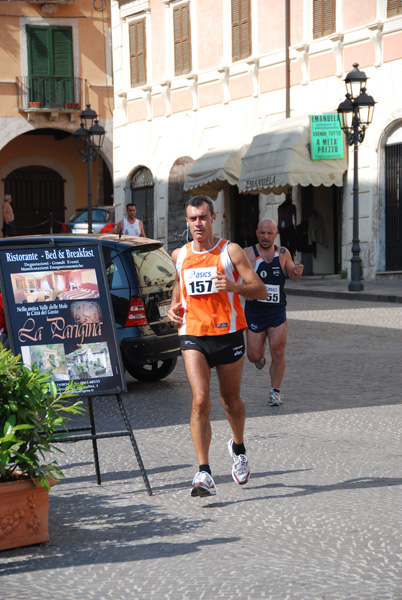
73, 104, 105, 234
337, 64, 376, 292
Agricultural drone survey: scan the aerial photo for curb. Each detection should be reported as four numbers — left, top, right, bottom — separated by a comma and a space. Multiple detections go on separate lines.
286, 287, 402, 304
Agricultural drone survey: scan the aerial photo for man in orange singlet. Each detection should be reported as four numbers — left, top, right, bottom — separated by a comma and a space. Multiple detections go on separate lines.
168, 196, 266, 497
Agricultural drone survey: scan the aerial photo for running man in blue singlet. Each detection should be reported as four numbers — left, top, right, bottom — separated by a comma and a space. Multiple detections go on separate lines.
244, 219, 304, 406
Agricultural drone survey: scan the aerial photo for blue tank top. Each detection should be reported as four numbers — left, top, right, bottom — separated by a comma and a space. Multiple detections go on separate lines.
244, 245, 287, 324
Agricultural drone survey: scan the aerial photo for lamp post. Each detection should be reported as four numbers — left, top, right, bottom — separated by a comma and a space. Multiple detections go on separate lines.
337, 64, 376, 292
73, 104, 105, 234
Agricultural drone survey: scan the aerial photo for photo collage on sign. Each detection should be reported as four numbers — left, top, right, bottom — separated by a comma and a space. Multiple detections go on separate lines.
11, 268, 112, 382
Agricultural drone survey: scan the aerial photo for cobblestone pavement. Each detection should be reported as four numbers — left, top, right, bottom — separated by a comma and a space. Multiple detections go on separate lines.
1, 296, 402, 600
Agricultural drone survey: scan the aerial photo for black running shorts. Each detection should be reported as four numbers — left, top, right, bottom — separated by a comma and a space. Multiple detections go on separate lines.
180, 329, 245, 368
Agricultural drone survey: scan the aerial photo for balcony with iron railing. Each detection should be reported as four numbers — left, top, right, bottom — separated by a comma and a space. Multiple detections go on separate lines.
17, 76, 82, 112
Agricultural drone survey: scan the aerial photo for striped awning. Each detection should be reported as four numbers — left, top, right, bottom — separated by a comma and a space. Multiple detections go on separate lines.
184, 145, 249, 200
238, 115, 347, 195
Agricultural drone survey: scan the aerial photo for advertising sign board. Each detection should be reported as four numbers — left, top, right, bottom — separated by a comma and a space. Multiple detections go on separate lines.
0, 241, 126, 396
310, 113, 344, 160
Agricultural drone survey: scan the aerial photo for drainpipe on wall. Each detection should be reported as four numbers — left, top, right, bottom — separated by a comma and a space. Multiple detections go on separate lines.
285, 0, 290, 118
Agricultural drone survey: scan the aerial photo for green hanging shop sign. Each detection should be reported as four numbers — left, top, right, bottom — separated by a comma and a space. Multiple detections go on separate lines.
310, 113, 344, 160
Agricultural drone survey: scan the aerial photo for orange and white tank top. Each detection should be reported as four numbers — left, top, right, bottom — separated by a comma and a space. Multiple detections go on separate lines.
176, 239, 247, 337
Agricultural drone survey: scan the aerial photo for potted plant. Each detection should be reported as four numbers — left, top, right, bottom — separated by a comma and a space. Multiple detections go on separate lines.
0, 345, 84, 550
28, 101, 42, 108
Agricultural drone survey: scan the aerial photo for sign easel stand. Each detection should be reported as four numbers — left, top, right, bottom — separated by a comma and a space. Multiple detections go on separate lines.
0, 240, 152, 493
58, 394, 152, 496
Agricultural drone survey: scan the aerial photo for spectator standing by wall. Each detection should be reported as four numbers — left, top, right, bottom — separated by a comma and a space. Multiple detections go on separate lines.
2, 194, 15, 238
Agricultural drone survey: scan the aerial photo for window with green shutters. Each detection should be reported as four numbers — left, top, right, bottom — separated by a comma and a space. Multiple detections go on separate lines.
232, 0, 251, 62
26, 25, 74, 107
387, 0, 402, 16
313, 0, 335, 39
129, 19, 146, 87
174, 3, 191, 76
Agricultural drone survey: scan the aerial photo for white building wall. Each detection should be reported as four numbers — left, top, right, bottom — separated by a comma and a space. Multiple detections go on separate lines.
111, 0, 402, 279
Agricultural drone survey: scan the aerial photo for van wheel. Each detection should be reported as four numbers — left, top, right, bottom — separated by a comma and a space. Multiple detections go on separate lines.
125, 357, 178, 382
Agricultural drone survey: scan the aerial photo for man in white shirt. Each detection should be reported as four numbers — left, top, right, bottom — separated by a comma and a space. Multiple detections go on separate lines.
113, 203, 146, 237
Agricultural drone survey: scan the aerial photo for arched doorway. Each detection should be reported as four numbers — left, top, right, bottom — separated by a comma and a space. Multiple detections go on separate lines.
385, 128, 402, 271
168, 156, 193, 252
5, 165, 64, 235
130, 167, 154, 239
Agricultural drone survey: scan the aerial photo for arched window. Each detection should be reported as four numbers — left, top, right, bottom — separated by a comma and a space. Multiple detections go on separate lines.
130, 167, 154, 238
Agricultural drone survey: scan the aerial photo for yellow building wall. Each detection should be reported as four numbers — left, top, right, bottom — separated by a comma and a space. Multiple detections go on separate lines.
0, 0, 112, 121
0, 0, 113, 217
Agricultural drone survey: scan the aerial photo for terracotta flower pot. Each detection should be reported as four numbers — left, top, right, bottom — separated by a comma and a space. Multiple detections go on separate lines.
0, 477, 56, 551
28, 102, 42, 108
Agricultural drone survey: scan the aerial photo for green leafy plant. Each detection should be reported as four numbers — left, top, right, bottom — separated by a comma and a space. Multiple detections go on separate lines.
339, 268, 348, 280
0, 345, 85, 490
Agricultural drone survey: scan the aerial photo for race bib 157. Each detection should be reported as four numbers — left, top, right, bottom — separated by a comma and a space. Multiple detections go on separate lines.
184, 267, 218, 295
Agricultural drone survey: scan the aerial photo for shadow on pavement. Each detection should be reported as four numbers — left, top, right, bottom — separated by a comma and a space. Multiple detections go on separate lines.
206, 476, 402, 509
59, 317, 401, 442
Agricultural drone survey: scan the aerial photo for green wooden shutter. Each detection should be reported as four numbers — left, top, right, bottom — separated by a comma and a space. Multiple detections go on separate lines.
129, 19, 146, 86
26, 25, 73, 107
232, 0, 251, 62
174, 3, 191, 76
27, 26, 51, 76
27, 25, 50, 104
52, 27, 73, 104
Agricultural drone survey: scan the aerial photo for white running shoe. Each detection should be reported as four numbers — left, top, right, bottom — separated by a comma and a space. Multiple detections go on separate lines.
190, 471, 216, 497
269, 390, 283, 406
227, 439, 250, 485
254, 357, 266, 370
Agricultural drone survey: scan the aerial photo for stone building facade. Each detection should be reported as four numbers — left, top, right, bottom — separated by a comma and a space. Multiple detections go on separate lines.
111, 0, 402, 279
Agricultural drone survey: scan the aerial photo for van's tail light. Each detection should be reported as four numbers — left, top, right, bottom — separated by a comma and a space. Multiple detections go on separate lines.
125, 297, 148, 326
100, 223, 115, 234
61, 224, 67, 232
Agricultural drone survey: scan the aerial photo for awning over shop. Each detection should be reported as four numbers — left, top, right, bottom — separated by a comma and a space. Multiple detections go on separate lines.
184, 145, 249, 200
238, 115, 347, 195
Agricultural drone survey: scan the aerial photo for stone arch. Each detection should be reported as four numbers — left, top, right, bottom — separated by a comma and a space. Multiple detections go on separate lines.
167, 156, 193, 252
0, 154, 75, 222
